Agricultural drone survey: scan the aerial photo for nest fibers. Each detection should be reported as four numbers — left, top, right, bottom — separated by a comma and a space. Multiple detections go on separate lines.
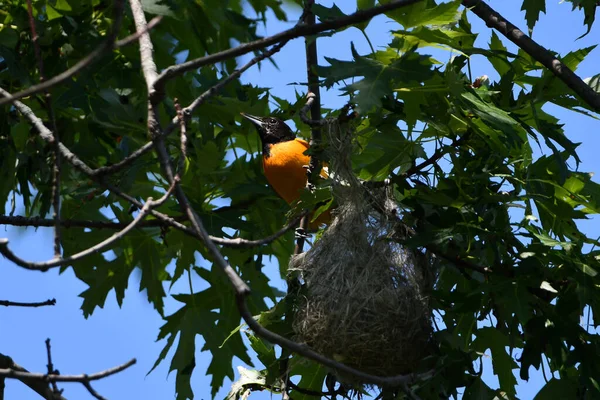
289, 121, 435, 380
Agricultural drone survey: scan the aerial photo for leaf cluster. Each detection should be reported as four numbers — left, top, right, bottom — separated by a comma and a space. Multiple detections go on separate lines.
2, 0, 600, 399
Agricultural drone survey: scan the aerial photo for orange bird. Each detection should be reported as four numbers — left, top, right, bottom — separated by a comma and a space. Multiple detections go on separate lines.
241, 113, 330, 230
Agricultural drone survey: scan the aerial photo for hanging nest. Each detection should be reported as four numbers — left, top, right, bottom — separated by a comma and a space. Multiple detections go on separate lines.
289, 121, 436, 380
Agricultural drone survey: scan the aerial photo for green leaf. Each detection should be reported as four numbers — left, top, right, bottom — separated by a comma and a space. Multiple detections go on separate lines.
356, 0, 376, 30
0, 27, 18, 48
10, 122, 29, 151
130, 232, 168, 315
319, 43, 434, 112
472, 328, 518, 396
142, 0, 175, 16
534, 378, 578, 399
489, 31, 511, 76
46, 5, 62, 20
563, 0, 598, 36
463, 377, 497, 400
382, 0, 461, 29
289, 357, 327, 400
54, 0, 72, 12
521, 0, 546, 32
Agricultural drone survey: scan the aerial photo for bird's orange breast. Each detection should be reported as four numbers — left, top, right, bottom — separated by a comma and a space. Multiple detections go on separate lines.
263, 138, 313, 205
263, 138, 330, 228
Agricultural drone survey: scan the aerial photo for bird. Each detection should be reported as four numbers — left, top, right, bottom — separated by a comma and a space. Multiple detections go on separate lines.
241, 113, 331, 231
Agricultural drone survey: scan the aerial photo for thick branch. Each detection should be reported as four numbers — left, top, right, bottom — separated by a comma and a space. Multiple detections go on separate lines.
462, 0, 600, 111
153, 0, 423, 93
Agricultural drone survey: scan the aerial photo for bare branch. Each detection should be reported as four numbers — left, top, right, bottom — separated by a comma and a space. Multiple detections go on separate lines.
0, 298, 56, 307
81, 380, 107, 400
174, 99, 188, 174
153, 0, 423, 94
0, 354, 66, 400
0, 183, 176, 271
115, 16, 162, 47
462, 0, 600, 111
0, 0, 126, 107
299, 92, 330, 127
45, 339, 61, 394
128, 0, 158, 92
0, 213, 297, 248
0, 214, 185, 230
0, 358, 136, 382
401, 132, 471, 178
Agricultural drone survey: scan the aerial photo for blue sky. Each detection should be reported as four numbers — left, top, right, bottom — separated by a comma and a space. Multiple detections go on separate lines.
2, 1, 600, 399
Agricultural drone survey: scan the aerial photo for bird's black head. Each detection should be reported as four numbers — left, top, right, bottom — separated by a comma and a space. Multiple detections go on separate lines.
241, 113, 296, 154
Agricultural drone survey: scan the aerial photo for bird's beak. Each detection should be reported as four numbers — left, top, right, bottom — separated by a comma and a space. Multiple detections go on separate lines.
240, 112, 264, 128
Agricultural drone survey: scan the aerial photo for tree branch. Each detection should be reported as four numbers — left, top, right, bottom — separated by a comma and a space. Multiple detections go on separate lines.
45, 339, 61, 395
0, 183, 176, 271
0, 298, 56, 307
401, 132, 471, 178
0, 354, 66, 400
0, 358, 136, 383
152, 0, 423, 95
0, 213, 299, 248
462, 0, 600, 111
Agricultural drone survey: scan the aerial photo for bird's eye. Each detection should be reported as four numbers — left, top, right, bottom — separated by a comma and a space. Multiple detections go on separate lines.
269, 118, 277, 123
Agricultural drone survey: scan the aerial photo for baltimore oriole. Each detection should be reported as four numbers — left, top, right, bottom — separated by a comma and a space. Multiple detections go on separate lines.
241, 113, 330, 230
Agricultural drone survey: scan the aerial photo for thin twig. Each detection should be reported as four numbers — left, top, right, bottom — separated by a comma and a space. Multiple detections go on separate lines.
0, 358, 136, 382
299, 92, 330, 127
0, 299, 56, 307
401, 133, 470, 178
152, 0, 423, 95
45, 339, 61, 394
462, 0, 600, 111
174, 99, 187, 174
0, 182, 177, 271
0, 214, 185, 229
0, 213, 299, 248
82, 380, 107, 400
0, 0, 127, 107
115, 16, 162, 47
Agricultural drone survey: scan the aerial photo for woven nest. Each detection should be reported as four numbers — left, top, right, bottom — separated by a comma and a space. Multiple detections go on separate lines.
289, 122, 435, 380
